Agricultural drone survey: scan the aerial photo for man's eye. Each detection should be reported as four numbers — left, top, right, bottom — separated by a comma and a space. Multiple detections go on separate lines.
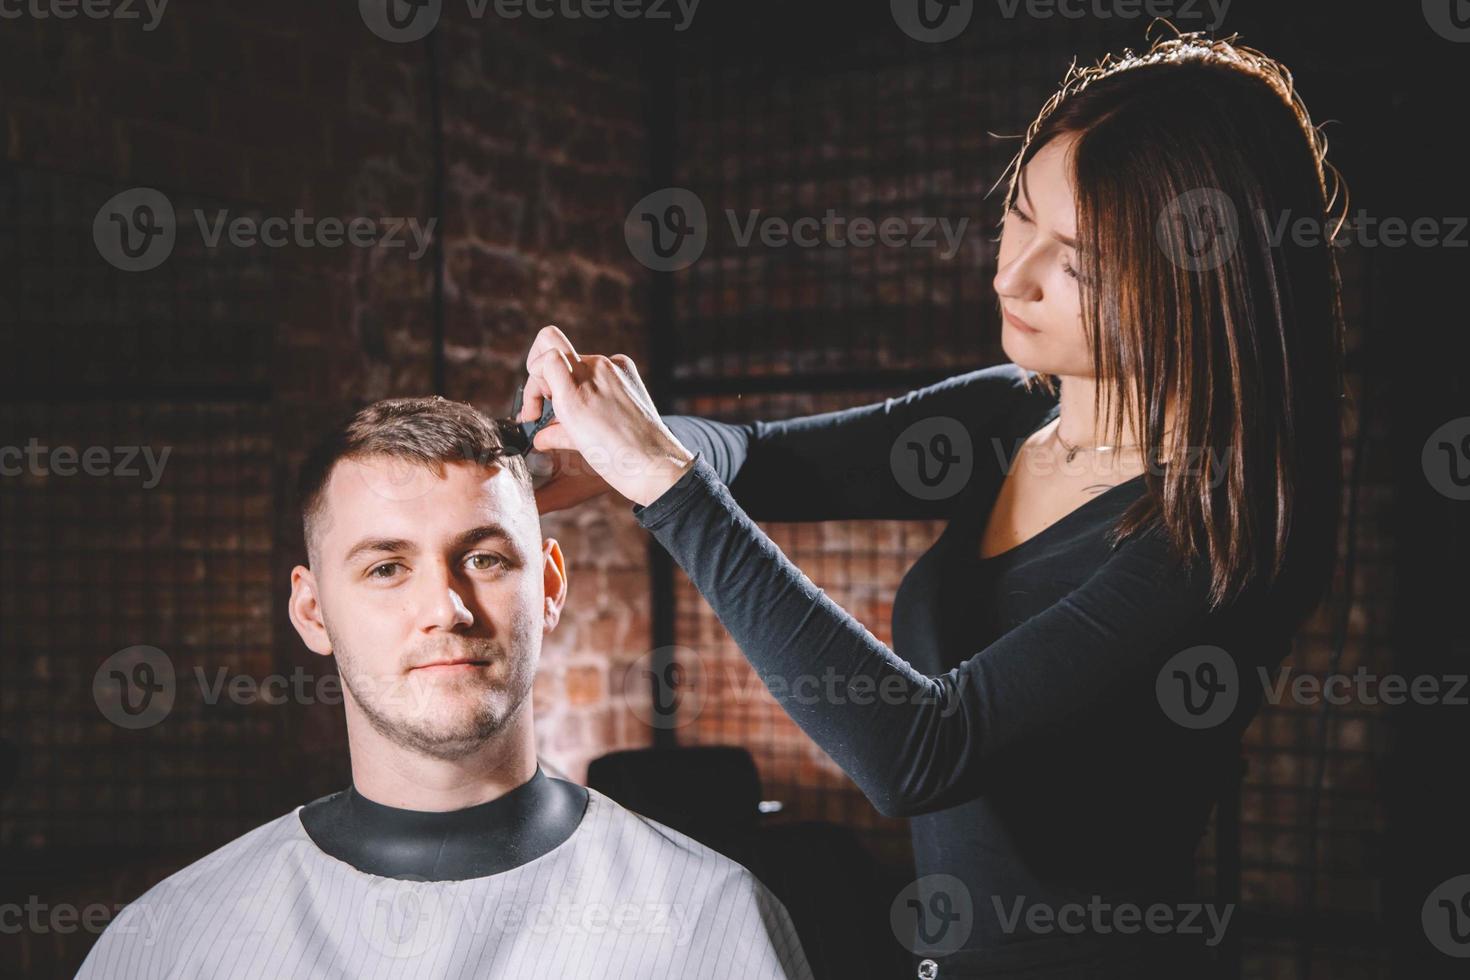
368, 562, 403, 579
466, 554, 506, 571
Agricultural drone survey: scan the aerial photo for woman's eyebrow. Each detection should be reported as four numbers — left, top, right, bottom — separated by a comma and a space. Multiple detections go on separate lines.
1019, 176, 1079, 249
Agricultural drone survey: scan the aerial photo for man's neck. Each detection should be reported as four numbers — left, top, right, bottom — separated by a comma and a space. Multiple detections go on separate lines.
344, 700, 540, 812
302, 698, 588, 881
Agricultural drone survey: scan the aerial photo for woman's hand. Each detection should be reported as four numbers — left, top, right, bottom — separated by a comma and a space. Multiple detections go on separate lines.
518, 325, 697, 510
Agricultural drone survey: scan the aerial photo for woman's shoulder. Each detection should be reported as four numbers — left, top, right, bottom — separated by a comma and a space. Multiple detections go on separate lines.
894, 362, 1057, 425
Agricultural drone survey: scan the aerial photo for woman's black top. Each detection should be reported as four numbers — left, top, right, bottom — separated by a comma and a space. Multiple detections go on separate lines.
634, 363, 1295, 975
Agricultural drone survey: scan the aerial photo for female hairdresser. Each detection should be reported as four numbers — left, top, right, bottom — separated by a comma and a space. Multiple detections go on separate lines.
516, 30, 1345, 980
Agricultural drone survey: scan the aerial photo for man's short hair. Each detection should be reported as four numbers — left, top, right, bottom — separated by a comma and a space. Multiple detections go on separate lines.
297, 396, 535, 565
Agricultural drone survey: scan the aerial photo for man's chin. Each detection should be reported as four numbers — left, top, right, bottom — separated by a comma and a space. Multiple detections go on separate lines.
378, 710, 514, 760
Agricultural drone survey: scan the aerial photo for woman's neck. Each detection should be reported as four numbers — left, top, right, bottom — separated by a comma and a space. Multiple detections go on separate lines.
1054, 374, 1142, 448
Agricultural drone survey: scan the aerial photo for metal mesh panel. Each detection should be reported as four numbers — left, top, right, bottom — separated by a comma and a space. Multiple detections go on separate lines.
0, 164, 282, 864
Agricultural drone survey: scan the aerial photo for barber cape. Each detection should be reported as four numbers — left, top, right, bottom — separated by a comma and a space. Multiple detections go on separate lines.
76, 787, 813, 979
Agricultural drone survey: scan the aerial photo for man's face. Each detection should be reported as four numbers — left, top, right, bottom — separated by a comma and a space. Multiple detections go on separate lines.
290, 455, 564, 762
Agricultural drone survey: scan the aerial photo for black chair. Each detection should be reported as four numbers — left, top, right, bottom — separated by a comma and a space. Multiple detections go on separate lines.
587, 745, 903, 980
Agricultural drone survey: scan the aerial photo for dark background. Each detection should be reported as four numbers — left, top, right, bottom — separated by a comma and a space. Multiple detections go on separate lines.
1, 0, 1466, 976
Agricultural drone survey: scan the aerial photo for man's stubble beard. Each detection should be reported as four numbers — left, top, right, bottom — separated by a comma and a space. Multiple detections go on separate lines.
327, 623, 537, 762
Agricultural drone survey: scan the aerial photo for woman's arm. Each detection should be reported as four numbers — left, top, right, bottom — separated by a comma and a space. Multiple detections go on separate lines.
659, 362, 1050, 523
632, 455, 1217, 819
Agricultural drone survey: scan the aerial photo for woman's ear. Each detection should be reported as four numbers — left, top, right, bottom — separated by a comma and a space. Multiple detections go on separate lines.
288, 565, 333, 656
541, 538, 568, 632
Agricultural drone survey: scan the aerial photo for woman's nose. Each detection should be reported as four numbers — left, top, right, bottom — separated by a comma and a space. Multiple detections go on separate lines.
994, 250, 1044, 304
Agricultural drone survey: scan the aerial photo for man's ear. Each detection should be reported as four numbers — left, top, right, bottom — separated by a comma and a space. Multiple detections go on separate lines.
542, 538, 568, 632
288, 565, 333, 656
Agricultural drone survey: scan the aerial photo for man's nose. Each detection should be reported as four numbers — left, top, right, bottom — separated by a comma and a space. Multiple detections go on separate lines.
415, 562, 475, 632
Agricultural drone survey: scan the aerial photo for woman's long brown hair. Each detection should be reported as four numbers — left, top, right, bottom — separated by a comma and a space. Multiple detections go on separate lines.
1000, 24, 1348, 619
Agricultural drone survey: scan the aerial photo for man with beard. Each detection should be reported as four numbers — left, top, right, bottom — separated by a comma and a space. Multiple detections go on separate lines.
77, 396, 812, 980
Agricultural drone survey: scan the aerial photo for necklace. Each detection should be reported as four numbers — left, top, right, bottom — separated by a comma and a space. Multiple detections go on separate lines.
1053, 424, 1162, 463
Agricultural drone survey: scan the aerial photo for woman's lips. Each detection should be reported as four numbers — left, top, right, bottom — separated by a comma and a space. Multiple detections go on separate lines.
1003, 308, 1040, 334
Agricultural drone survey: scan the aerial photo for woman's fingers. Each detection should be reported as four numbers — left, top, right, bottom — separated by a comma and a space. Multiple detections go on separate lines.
519, 325, 580, 421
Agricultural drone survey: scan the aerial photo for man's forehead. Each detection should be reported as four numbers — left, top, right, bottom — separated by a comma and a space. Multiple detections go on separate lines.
320, 456, 530, 543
